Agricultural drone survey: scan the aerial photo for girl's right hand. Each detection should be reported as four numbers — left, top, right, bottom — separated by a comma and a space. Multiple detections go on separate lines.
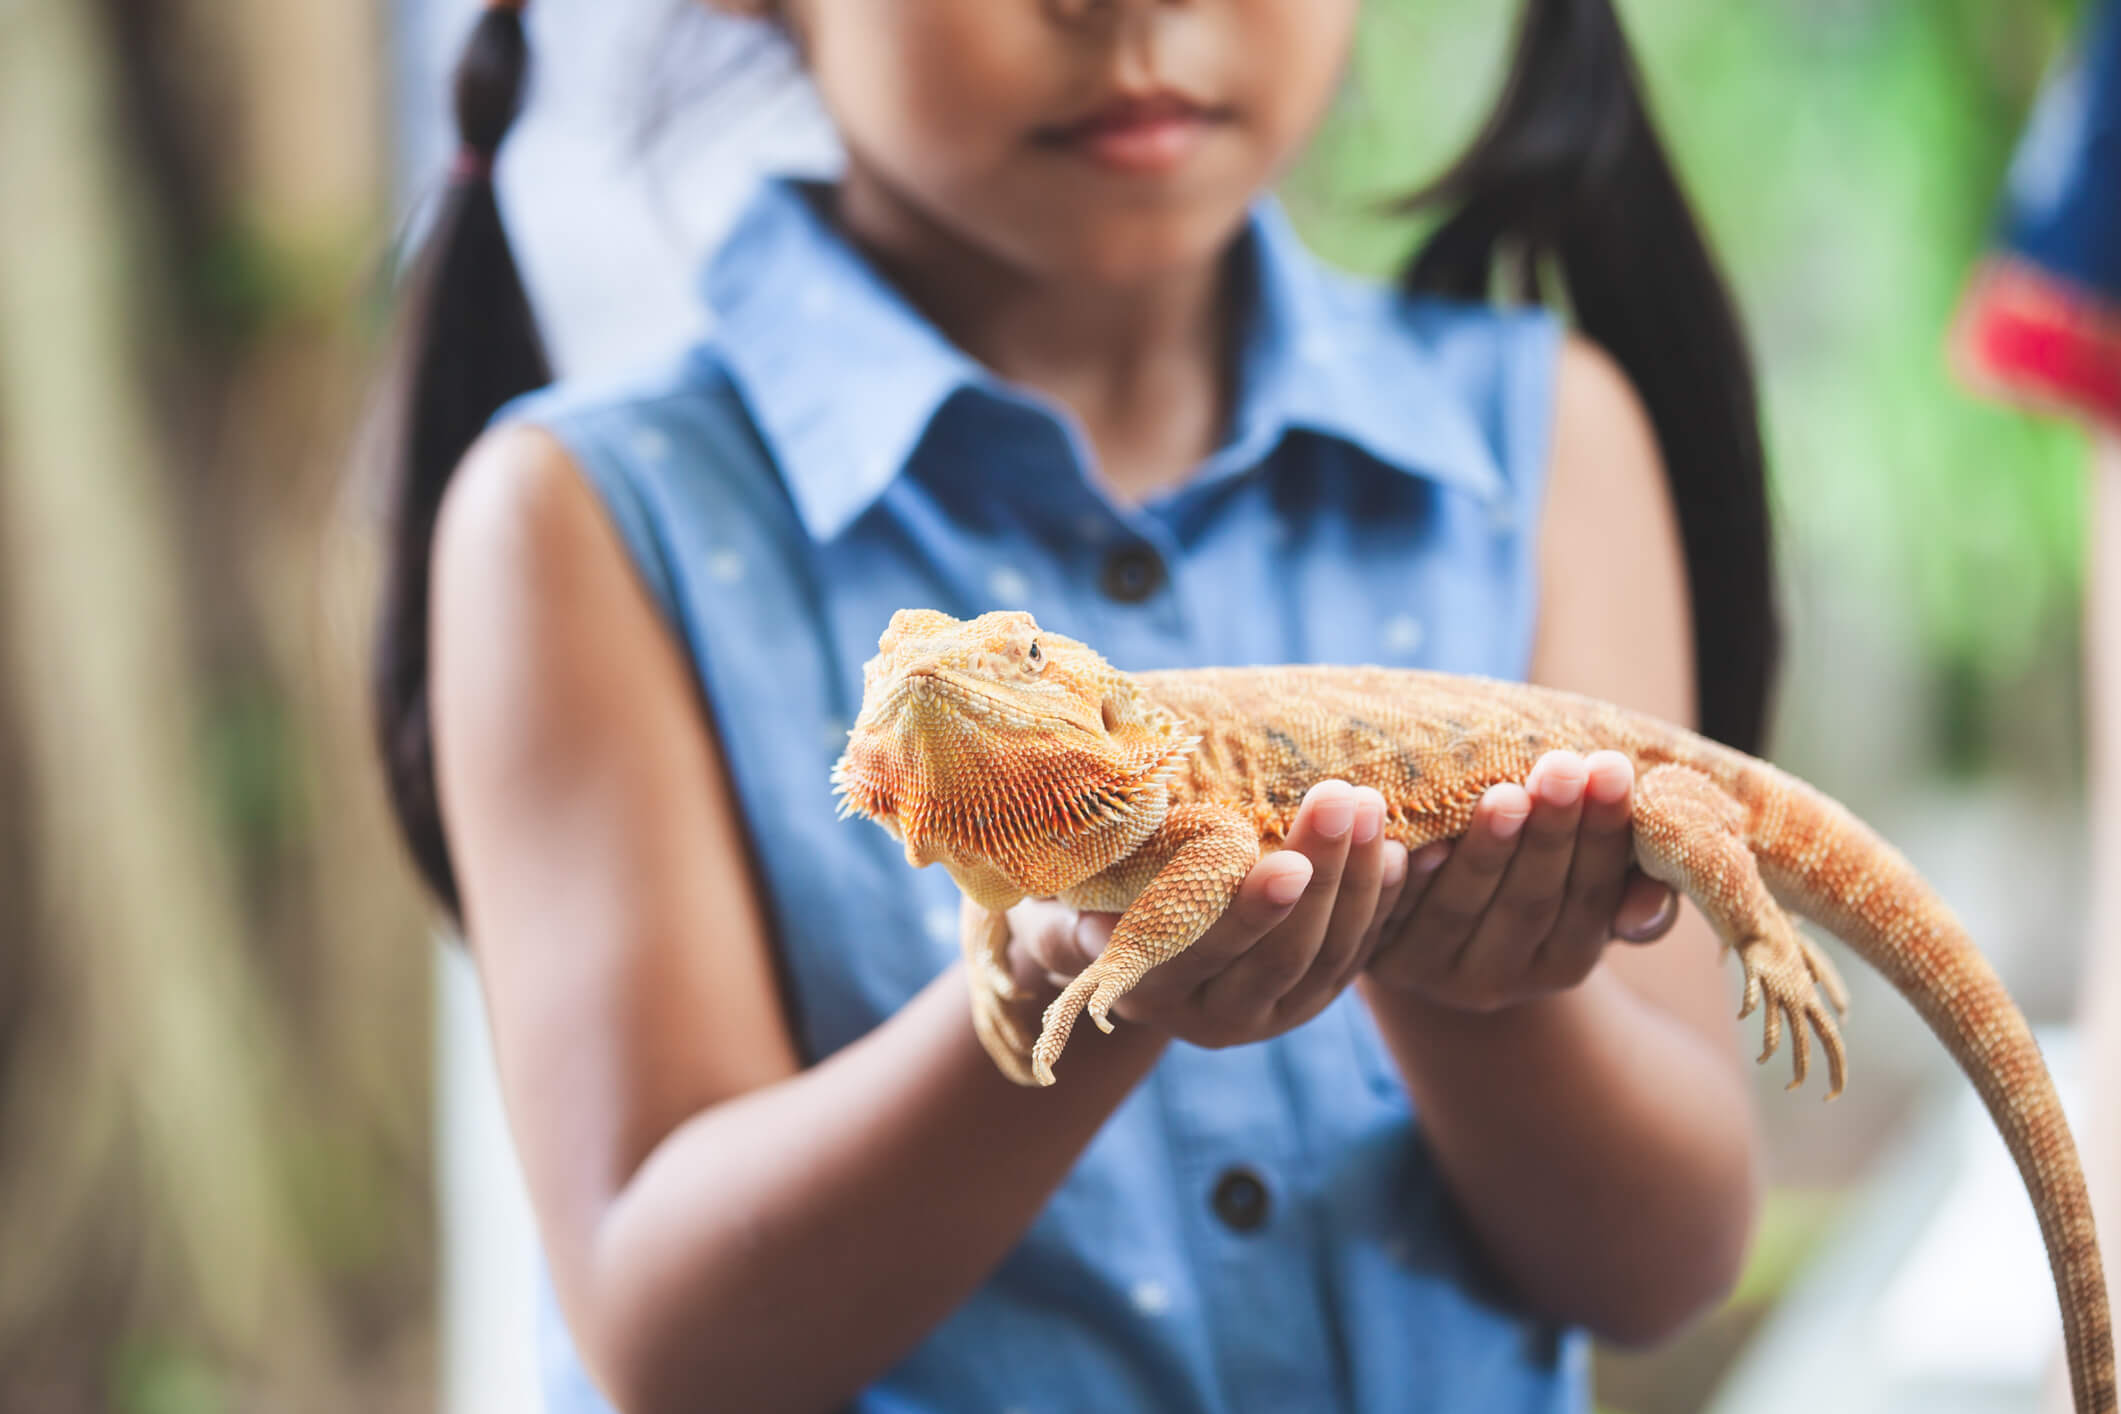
991, 780, 1406, 1051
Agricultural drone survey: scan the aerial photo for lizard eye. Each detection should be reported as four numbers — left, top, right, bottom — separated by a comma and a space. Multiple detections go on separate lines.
1026, 640, 1044, 670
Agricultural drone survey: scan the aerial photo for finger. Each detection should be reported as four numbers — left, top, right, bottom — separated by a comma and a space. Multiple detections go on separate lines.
1005, 898, 1099, 989
1455, 753, 1588, 984
1611, 872, 1681, 943
1361, 838, 1411, 956
1197, 779, 1356, 1019
1118, 849, 1311, 1008
1362, 836, 1445, 981
1277, 787, 1392, 1020
1331, 836, 1407, 994
1308, 786, 1391, 983
1388, 841, 1448, 931
1410, 782, 1531, 967
1538, 750, 1638, 967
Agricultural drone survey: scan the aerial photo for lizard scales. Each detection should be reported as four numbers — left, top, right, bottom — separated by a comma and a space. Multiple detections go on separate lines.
832, 609, 2115, 1412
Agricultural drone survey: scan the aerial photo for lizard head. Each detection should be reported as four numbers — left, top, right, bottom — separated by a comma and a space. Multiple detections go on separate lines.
831, 608, 1195, 889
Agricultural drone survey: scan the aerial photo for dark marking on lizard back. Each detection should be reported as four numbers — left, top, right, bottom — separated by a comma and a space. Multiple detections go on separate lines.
1263, 727, 1315, 774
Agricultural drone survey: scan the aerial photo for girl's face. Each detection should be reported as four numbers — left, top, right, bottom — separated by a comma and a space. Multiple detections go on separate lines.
774, 0, 1360, 284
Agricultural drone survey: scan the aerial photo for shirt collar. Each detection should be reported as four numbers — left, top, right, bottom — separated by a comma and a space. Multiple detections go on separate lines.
701, 176, 1504, 543
1221, 199, 1505, 505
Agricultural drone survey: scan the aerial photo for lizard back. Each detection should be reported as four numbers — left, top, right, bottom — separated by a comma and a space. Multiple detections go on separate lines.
1140, 664, 1728, 847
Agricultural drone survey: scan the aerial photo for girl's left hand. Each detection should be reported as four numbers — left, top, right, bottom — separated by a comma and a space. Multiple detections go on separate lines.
1365, 749, 1681, 1013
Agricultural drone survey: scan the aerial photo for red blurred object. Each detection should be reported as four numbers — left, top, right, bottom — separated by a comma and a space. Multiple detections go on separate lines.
1953, 258, 2121, 436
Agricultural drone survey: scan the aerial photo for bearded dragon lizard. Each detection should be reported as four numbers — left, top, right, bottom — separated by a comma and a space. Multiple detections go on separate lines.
831, 607, 2113, 1410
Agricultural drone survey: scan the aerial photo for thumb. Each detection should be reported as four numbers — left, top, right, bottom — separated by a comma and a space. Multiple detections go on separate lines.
1611, 871, 1680, 944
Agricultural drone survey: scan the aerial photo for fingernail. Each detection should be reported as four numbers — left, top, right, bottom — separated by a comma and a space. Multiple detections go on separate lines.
1313, 793, 1355, 840
1266, 862, 1310, 906
1413, 843, 1448, 875
1352, 798, 1382, 845
1586, 752, 1633, 805
1490, 805, 1528, 840
1537, 761, 1585, 808
1617, 890, 1679, 942
1381, 842, 1407, 887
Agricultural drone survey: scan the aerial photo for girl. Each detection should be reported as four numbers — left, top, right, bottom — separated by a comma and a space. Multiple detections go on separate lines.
377, 1, 1774, 1409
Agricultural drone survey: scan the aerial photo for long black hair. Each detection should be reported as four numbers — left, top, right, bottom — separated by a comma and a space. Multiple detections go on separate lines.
369, 0, 1778, 920
1401, 0, 1778, 753
371, 5, 548, 922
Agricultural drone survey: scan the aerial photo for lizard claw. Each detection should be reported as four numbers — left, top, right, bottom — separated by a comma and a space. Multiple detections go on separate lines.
1087, 974, 1132, 1035
1738, 935, 1849, 1101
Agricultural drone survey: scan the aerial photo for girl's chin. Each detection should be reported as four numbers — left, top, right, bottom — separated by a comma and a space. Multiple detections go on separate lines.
1002, 200, 1250, 287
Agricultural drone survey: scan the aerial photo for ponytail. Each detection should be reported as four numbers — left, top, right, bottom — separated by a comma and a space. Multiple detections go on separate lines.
372, 2, 551, 922
1402, 0, 1779, 754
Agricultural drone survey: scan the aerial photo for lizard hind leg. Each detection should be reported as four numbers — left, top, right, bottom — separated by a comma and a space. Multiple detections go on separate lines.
1630, 764, 1849, 1098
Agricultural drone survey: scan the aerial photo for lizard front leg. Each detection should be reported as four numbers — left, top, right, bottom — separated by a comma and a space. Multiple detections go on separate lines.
1031, 805, 1259, 1086
961, 903, 1043, 1087
944, 858, 1042, 1086
1629, 764, 1850, 1095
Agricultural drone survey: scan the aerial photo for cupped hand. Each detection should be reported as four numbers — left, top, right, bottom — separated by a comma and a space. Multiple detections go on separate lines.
990, 779, 1407, 1052
1364, 749, 1680, 1012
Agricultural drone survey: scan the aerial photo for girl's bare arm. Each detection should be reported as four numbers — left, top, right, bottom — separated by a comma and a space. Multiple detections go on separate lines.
428, 425, 1173, 1413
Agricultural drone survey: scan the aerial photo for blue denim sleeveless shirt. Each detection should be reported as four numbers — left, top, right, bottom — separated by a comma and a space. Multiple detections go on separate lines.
500, 177, 1584, 1414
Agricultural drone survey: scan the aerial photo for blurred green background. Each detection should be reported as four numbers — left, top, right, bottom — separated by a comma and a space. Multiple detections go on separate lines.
0, 0, 2100, 1410
1293, 0, 2093, 778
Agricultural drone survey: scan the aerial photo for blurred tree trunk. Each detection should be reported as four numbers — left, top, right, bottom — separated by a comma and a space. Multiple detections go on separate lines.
0, 0, 324, 1385
193, 0, 438, 1193
0, 0, 432, 1406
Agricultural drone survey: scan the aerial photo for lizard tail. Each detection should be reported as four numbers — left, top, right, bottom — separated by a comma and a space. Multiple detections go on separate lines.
1749, 769, 2116, 1414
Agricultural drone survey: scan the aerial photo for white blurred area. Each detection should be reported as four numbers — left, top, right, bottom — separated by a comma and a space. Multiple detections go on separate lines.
1711, 1035, 2089, 1414
394, 5, 834, 1410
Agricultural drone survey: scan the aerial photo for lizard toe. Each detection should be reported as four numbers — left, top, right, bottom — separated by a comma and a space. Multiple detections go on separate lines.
1811, 1000, 1848, 1101
1782, 999, 1809, 1090
1087, 972, 1134, 1035
1799, 934, 1852, 1018
1755, 992, 1784, 1067
1034, 973, 1100, 1086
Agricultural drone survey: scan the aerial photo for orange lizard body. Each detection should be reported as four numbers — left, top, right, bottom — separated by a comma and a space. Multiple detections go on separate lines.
833, 608, 2114, 1412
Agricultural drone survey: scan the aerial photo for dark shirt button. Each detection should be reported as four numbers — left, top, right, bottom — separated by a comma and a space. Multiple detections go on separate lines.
1211, 1166, 1271, 1233
1099, 544, 1165, 604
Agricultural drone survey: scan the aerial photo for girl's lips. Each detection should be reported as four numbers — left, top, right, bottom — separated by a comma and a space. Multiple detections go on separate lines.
1034, 93, 1230, 174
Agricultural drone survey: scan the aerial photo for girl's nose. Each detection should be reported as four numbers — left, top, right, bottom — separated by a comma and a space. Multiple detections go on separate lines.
1043, 0, 1179, 27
